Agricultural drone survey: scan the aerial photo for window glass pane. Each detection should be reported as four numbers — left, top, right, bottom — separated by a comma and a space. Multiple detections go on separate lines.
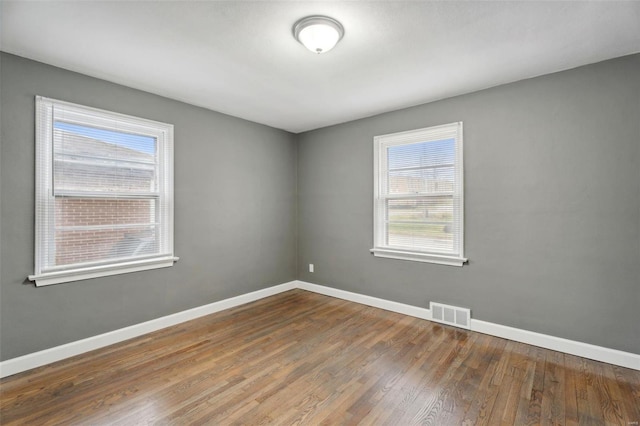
53, 198, 158, 267
55, 226, 159, 267
388, 166, 454, 194
55, 122, 156, 154
387, 223, 454, 253
53, 121, 157, 194
387, 196, 454, 252
387, 198, 453, 223
387, 138, 454, 170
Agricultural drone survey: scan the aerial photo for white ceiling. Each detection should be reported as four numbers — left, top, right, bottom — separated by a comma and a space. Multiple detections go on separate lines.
2, 1, 639, 133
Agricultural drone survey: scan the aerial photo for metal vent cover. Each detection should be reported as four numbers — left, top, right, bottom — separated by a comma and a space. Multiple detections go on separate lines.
429, 302, 471, 330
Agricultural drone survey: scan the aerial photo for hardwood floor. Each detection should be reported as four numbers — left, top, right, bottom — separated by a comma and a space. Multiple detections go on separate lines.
1, 289, 638, 425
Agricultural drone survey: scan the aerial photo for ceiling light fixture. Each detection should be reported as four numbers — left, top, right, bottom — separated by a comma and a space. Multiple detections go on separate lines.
293, 15, 344, 54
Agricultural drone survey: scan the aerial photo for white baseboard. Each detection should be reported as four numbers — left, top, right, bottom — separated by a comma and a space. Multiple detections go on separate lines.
297, 281, 432, 320
470, 319, 640, 371
0, 281, 297, 378
2, 279, 638, 378
296, 280, 639, 371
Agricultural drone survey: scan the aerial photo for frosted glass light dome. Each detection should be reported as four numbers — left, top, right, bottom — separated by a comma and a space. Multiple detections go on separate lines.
293, 16, 344, 54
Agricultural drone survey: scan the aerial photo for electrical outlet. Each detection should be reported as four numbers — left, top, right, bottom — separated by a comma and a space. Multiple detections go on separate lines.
309, 264, 314, 273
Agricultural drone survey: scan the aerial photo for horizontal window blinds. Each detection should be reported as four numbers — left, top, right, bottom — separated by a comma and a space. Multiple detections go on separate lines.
373, 122, 465, 265
32, 97, 175, 284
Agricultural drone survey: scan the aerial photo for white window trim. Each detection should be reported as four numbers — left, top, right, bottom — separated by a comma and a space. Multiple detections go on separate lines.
29, 96, 178, 286
28, 257, 178, 286
371, 122, 467, 266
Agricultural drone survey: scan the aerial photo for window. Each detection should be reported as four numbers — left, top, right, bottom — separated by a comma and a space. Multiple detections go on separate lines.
29, 97, 177, 286
371, 122, 466, 266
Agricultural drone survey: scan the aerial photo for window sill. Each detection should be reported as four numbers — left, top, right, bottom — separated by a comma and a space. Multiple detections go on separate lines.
28, 256, 179, 287
370, 248, 467, 267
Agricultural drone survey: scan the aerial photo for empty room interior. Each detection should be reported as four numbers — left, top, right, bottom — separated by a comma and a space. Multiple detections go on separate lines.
1, 1, 639, 424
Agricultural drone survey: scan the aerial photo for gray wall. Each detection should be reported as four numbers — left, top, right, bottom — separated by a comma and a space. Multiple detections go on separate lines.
0, 53, 297, 360
297, 54, 640, 354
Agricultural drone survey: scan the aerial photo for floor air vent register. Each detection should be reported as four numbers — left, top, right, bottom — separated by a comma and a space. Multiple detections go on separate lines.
429, 302, 471, 330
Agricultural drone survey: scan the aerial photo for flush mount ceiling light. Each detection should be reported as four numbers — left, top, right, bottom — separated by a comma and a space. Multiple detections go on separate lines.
293, 15, 344, 54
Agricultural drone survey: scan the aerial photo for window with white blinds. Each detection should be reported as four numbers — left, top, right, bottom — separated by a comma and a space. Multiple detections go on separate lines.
29, 97, 177, 286
371, 122, 467, 266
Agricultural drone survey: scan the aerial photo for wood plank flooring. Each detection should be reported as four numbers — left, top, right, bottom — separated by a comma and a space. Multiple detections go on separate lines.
1, 289, 638, 425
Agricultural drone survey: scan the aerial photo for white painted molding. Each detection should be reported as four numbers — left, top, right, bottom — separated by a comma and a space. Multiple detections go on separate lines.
470, 319, 640, 371
297, 281, 432, 320
2, 279, 638, 378
0, 281, 297, 378
297, 281, 640, 370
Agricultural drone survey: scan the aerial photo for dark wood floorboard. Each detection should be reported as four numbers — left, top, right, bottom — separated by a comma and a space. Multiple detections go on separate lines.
1, 289, 638, 425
